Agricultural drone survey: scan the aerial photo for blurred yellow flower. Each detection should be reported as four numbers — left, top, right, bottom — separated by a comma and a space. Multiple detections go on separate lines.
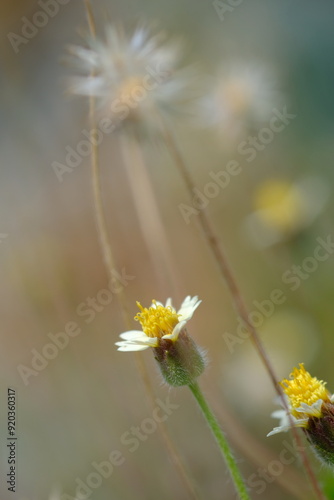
244, 177, 329, 248
254, 180, 305, 232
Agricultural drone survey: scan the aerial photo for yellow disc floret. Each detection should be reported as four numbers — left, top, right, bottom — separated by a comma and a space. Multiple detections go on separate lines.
281, 364, 329, 417
134, 301, 180, 339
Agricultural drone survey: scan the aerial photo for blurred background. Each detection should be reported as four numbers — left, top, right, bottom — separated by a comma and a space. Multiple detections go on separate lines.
1, 0, 334, 499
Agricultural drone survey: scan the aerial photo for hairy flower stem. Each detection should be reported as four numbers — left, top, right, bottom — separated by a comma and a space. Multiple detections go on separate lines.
211, 400, 309, 500
82, 3, 201, 499
189, 382, 251, 500
160, 122, 325, 500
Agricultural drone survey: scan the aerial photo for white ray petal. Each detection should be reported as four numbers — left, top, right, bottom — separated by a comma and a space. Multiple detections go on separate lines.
271, 409, 287, 419
116, 336, 158, 347
131, 337, 159, 347
178, 296, 201, 321
162, 320, 187, 341
267, 425, 290, 437
267, 417, 308, 437
119, 331, 146, 340
117, 344, 150, 352
165, 297, 173, 308
295, 400, 323, 417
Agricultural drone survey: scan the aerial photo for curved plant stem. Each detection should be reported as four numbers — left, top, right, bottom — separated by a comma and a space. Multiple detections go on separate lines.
82, 3, 201, 499
188, 381, 251, 500
159, 120, 325, 500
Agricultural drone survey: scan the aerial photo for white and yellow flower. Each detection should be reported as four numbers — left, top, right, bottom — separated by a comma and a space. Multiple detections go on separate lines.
116, 296, 201, 352
268, 363, 333, 436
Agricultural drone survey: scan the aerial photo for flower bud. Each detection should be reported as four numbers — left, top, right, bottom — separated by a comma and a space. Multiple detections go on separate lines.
153, 328, 205, 387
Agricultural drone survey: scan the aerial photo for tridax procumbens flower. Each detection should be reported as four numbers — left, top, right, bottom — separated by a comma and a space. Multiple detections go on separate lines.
200, 62, 280, 141
67, 23, 198, 133
116, 296, 205, 386
268, 363, 334, 466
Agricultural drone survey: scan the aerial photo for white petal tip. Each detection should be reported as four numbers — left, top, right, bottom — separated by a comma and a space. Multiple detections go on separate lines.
119, 330, 146, 340
117, 345, 149, 352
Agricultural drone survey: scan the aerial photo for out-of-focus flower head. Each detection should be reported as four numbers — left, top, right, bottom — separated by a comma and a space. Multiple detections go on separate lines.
200, 62, 281, 140
244, 177, 330, 248
268, 364, 334, 466
67, 22, 199, 135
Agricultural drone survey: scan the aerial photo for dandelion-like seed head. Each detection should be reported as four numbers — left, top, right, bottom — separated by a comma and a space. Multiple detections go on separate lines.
216, 76, 255, 117
67, 22, 197, 134
281, 364, 329, 417
118, 76, 145, 101
134, 300, 180, 339
200, 62, 280, 141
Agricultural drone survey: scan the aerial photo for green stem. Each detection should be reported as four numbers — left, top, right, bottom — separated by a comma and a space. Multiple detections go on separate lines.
188, 381, 251, 500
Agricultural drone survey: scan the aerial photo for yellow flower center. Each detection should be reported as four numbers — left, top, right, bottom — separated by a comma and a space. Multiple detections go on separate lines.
134, 301, 180, 339
118, 76, 145, 105
254, 180, 305, 231
280, 364, 329, 417
223, 79, 253, 114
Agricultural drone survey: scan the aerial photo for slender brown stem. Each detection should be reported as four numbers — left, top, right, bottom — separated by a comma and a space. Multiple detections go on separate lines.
83, 0, 96, 36
83, 0, 130, 326
160, 120, 325, 500
82, 4, 201, 499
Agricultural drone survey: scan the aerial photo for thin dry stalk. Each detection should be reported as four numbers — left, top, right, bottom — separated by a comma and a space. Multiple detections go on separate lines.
159, 119, 325, 500
82, 3, 201, 499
